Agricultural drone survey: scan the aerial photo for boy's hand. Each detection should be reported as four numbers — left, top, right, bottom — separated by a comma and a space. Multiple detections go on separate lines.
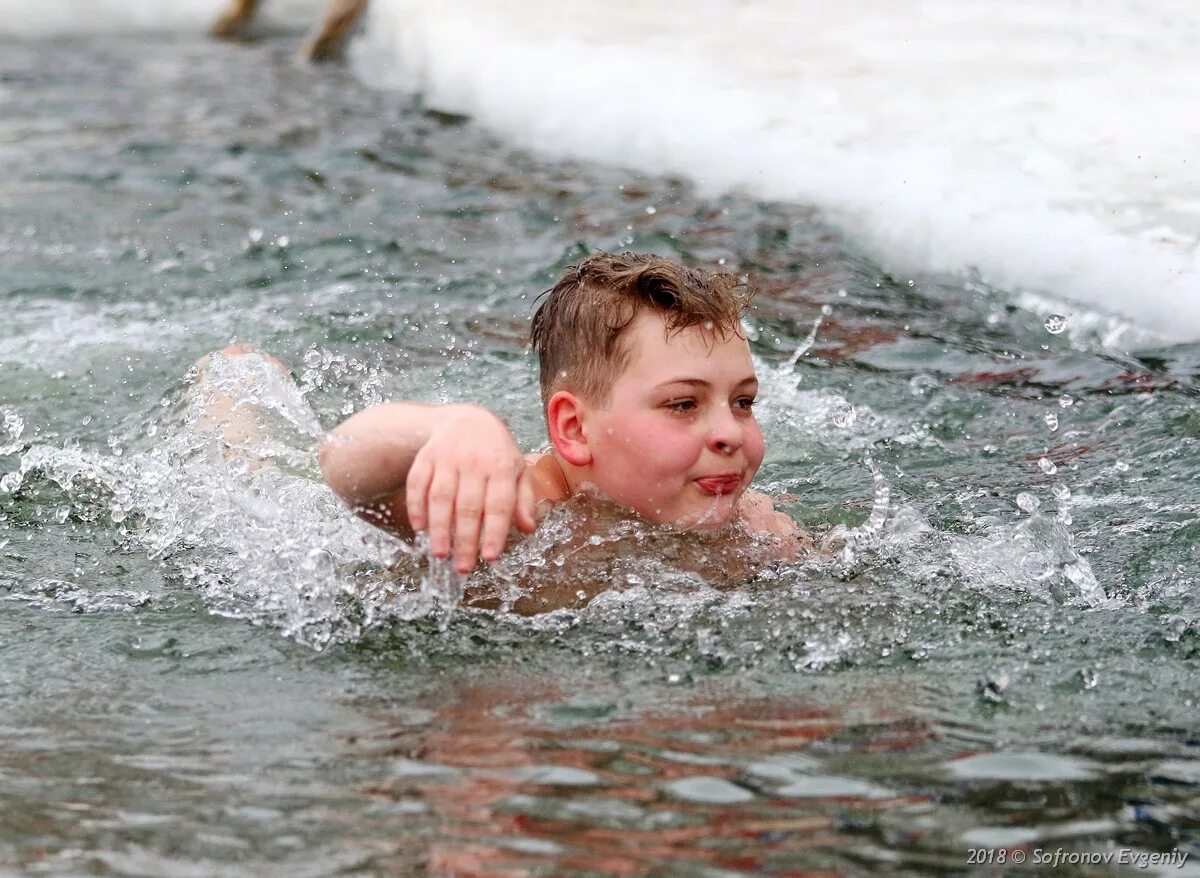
405, 405, 538, 573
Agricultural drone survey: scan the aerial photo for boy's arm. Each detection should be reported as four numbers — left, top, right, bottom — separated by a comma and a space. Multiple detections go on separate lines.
318, 402, 537, 572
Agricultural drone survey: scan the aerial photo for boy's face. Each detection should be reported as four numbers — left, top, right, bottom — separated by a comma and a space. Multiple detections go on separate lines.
581, 311, 765, 529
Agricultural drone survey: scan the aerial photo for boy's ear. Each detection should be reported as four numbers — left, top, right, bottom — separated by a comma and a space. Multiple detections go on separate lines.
546, 390, 592, 467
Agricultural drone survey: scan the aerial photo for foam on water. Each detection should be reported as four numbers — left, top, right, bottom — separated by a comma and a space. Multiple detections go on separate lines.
343, 0, 1200, 341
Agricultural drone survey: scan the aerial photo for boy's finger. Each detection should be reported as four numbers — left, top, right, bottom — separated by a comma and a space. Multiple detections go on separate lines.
480, 476, 516, 561
452, 475, 486, 573
425, 469, 458, 558
405, 457, 433, 533
515, 472, 537, 533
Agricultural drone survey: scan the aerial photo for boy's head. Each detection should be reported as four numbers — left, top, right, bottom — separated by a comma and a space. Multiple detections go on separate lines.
531, 252, 764, 529
531, 251, 750, 408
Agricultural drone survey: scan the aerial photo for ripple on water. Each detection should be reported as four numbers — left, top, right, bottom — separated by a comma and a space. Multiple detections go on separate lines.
946, 752, 1100, 783
662, 776, 756, 804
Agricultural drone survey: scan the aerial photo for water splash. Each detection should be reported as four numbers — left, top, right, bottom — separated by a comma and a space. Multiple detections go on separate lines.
1044, 314, 1069, 335
784, 314, 824, 370
1, 345, 1123, 668
836, 451, 892, 572
950, 489, 1109, 608
0, 405, 25, 463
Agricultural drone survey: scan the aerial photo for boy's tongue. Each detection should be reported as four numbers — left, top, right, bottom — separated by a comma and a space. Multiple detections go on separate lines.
695, 474, 740, 495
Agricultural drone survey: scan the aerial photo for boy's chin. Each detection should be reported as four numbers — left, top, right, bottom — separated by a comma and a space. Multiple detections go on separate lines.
667, 496, 742, 531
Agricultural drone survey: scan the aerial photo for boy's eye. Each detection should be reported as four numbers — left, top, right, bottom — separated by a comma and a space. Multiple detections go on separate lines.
735, 397, 757, 410
666, 399, 697, 413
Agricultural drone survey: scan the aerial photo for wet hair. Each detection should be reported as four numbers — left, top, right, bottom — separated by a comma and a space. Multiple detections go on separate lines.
530, 251, 752, 408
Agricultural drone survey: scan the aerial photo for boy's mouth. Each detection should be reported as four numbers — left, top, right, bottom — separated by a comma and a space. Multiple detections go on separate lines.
694, 473, 742, 495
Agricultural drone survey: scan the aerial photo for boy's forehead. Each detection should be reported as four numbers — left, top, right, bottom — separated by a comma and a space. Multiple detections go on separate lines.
622, 311, 753, 374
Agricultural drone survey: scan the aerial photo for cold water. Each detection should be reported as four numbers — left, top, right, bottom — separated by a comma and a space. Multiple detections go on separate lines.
1, 19, 1198, 878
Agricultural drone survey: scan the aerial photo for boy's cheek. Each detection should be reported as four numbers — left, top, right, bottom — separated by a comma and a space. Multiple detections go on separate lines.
740, 428, 766, 473
611, 419, 687, 455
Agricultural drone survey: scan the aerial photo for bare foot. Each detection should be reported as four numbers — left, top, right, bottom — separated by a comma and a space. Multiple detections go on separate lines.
192, 344, 292, 452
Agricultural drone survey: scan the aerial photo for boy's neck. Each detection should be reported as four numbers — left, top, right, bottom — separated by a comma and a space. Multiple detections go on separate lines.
526, 451, 573, 505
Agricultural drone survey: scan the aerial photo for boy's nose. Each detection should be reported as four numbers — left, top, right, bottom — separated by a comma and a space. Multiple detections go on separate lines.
708, 409, 745, 455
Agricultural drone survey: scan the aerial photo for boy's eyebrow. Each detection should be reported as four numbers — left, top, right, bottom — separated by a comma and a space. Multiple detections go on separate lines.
657, 376, 759, 390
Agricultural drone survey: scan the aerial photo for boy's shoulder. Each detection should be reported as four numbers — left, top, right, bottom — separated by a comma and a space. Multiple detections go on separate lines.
736, 489, 812, 559
523, 451, 571, 508
736, 489, 793, 537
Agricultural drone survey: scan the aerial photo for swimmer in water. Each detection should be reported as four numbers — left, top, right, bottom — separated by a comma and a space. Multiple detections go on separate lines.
317, 251, 808, 572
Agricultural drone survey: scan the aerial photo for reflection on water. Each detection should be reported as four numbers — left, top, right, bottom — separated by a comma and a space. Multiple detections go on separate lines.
335, 674, 1199, 876
358, 682, 931, 875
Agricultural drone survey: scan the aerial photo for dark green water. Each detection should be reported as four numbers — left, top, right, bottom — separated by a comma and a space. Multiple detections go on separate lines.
1, 33, 1198, 877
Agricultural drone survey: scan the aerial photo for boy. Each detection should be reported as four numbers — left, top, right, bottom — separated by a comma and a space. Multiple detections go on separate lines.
317, 251, 805, 574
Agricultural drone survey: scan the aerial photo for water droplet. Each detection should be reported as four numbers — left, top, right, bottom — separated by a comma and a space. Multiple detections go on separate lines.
0, 472, 21, 493
1044, 412, 1059, 432
907, 279, 915, 287
55, 506, 70, 523
1038, 457, 1057, 475
275, 235, 290, 249
909, 375, 938, 396
831, 401, 856, 430
2, 410, 24, 439
303, 349, 322, 369
1114, 461, 1129, 472
1021, 551, 1053, 580
1078, 668, 1099, 690
1044, 314, 1068, 334
1062, 560, 1093, 586
978, 670, 1012, 704
248, 228, 264, 244
703, 320, 714, 330
820, 304, 833, 316
1058, 394, 1074, 408
644, 205, 657, 215
1016, 492, 1040, 513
